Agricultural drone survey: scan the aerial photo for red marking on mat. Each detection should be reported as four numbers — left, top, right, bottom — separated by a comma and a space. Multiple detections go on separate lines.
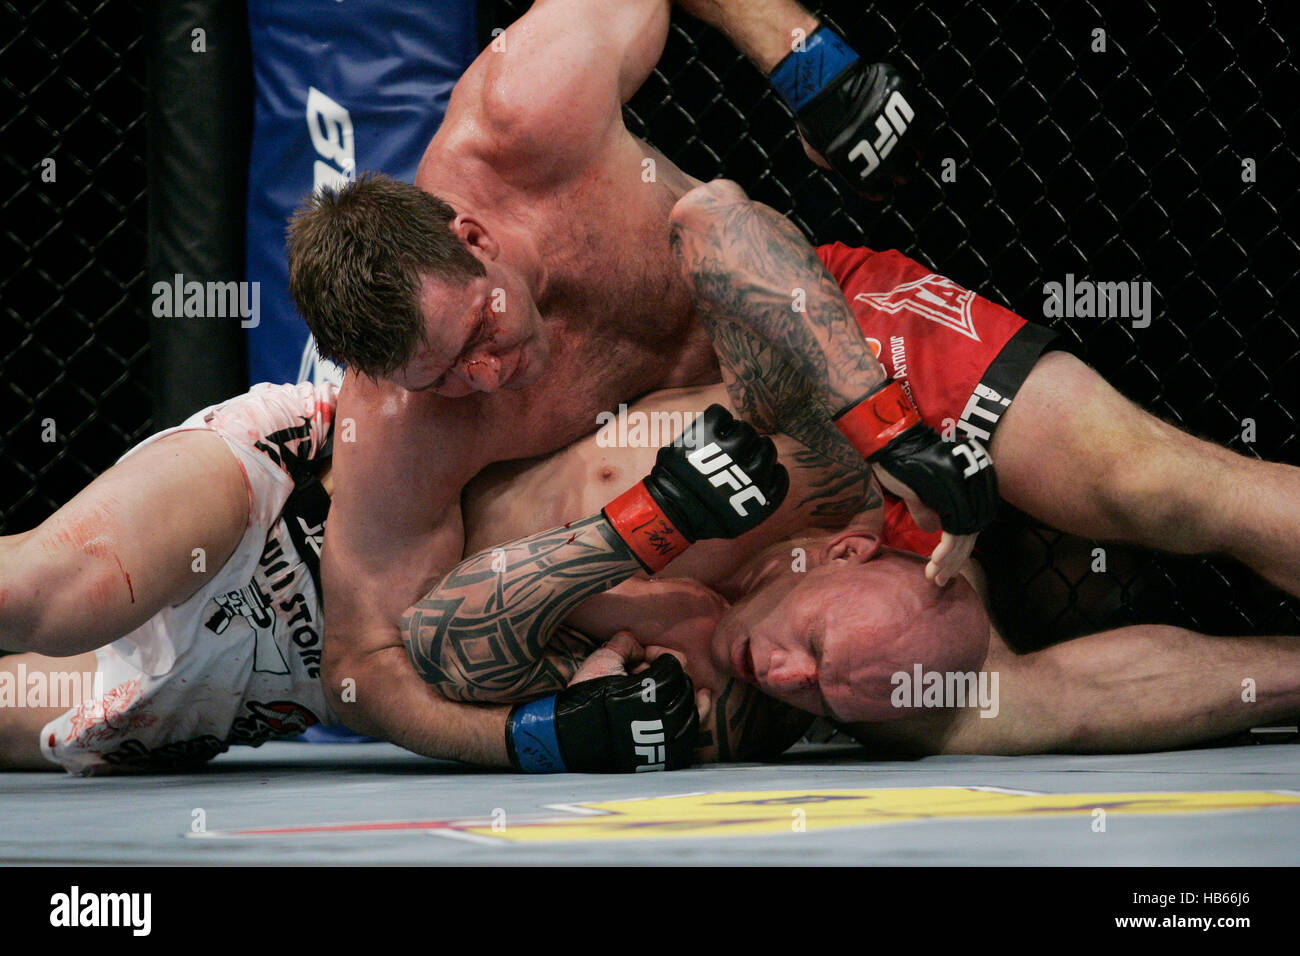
113, 554, 135, 603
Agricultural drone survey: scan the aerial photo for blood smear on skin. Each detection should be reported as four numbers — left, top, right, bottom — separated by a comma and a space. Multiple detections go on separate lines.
113, 554, 135, 603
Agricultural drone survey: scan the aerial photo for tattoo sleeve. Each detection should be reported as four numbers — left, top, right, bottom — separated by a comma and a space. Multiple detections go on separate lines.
670, 184, 883, 516
670, 182, 888, 411
400, 514, 640, 702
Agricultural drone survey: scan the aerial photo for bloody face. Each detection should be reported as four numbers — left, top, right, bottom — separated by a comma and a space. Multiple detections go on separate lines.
391, 269, 547, 396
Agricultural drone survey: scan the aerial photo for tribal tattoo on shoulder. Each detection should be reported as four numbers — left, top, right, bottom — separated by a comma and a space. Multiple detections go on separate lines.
401, 515, 640, 703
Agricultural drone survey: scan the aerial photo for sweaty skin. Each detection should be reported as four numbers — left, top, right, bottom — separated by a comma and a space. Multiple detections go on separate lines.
320, 0, 757, 763
324, 0, 1300, 761
461, 395, 1300, 760
458, 383, 892, 757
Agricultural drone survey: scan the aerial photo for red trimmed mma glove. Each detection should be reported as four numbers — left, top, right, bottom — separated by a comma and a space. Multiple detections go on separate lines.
769, 26, 918, 200
835, 380, 998, 535
602, 403, 790, 573
506, 405, 788, 774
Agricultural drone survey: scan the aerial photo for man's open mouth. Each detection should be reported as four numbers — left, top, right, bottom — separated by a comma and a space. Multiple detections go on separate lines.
732, 637, 757, 685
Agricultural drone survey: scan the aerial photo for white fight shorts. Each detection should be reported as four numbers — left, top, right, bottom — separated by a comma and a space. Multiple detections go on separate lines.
40, 382, 337, 775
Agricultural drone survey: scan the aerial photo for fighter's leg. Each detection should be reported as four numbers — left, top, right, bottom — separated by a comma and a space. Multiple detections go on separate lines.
0, 430, 249, 656
851, 626, 1300, 755
0, 652, 98, 770
990, 349, 1300, 597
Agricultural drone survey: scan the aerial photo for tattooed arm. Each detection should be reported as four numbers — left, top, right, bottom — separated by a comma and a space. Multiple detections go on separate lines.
669, 178, 992, 584
705, 317, 883, 521
668, 177, 888, 416
665, 180, 884, 520
401, 515, 643, 702
403, 406, 787, 703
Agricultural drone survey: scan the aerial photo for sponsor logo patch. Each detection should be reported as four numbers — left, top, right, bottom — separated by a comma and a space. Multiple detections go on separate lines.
856, 274, 981, 341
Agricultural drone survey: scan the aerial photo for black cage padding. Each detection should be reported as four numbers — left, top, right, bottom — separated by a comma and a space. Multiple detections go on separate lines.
145, 0, 251, 428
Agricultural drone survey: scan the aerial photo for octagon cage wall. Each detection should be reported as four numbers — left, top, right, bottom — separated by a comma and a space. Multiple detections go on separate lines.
3, 0, 1298, 659
567, 0, 1300, 648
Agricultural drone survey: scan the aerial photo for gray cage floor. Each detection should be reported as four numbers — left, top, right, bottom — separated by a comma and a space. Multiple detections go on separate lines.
1, 742, 1297, 865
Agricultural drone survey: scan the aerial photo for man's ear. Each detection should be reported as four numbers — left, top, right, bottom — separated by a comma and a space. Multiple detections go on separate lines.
451, 213, 500, 259
822, 528, 883, 564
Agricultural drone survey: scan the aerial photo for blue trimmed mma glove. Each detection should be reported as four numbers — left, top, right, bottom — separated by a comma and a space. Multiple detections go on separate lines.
506, 654, 699, 773
770, 25, 918, 200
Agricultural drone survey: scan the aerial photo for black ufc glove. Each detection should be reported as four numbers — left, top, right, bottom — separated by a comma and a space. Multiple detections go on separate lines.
506, 654, 699, 773
602, 404, 789, 571
834, 380, 997, 535
770, 25, 918, 199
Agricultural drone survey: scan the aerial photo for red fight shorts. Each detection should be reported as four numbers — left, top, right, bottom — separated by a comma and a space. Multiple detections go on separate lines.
815, 242, 1068, 556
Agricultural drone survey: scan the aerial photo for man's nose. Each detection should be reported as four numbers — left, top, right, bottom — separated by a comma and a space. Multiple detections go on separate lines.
453, 349, 504, 392
762, 649, 819, 694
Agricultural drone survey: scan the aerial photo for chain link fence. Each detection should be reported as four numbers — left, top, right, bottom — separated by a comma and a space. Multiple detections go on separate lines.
605, 0, 1300, 645
2, 0, 152, 535
4, 1, 1297, 652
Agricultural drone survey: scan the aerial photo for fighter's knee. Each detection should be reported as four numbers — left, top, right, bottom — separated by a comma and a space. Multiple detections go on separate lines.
0, 539, 46, 653
669, 178, 749, 228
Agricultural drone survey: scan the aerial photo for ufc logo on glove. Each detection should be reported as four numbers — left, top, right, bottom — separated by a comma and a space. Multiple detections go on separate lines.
847, 91, 914, 179
687, 443, 768, 516
632, 719, 667, 772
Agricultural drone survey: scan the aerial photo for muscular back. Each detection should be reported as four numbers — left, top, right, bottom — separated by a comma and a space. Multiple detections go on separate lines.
320, 1, 724, 760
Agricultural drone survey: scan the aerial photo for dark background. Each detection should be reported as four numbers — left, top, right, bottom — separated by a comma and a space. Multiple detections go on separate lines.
3, 0, 1298, 645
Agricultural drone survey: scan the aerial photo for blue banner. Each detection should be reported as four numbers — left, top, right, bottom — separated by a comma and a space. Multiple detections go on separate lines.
245, 0, 479, 386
